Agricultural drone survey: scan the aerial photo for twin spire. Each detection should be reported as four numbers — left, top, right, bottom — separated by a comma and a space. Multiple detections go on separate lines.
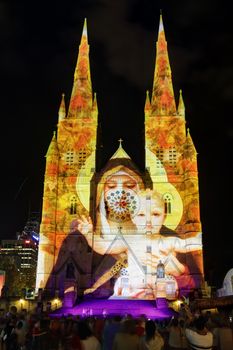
58, 15, 185, 122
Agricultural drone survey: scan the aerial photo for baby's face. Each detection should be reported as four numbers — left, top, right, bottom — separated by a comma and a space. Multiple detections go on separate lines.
133, 197, 165, 234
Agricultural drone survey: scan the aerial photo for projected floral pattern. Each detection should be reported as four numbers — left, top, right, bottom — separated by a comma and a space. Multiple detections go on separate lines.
105, 189, 139, 222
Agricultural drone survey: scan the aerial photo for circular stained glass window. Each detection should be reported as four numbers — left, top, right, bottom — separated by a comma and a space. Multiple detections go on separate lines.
104, 189, 140, 222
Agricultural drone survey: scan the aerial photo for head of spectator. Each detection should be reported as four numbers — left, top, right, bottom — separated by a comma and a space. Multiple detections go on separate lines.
120, 319, 137, 334
78, 321, 93, 340
194, 316, 207, 333
145, 320, 157, 341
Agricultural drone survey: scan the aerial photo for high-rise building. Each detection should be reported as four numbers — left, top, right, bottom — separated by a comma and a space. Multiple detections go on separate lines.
0, 239, 38, 282
36, 16, 204, 300
17, 211, 40, 242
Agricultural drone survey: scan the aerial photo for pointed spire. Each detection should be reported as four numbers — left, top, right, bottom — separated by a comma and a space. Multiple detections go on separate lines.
68, 18, 92, 118
46, 132, 59, 158
92, 92, 98, 111
178, 89, 185, 117
158, 12, 164, 34
58, 93, 66, 121
151, 14, 176, 116
144, 90, 151, 113
110, 139, 131, 159
74, 18, 90, 82
182, 128, 198, 173
186, 128, 197, 154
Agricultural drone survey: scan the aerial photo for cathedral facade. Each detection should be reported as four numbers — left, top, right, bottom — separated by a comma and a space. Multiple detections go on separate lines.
36, 16, 204, 300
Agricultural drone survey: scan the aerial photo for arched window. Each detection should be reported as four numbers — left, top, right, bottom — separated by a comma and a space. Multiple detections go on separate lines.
70, 196, 77, 215
168, 146, 177, 166
66, 149, 75, 165
163, 193, 172, 214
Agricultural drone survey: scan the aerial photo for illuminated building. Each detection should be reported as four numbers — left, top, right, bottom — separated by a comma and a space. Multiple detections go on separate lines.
0, 239, 38, 281
36, 16, 204, 300
17, 211, 40, 242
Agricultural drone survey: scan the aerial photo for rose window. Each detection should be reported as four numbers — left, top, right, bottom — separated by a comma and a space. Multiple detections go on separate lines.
105, 189, 140, 222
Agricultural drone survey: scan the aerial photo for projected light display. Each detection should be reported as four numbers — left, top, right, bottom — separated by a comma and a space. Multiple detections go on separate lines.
36, 16, 204, 301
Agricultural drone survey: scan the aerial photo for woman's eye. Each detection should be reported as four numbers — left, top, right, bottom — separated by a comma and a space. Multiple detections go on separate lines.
138, 213, 145, 217
152, 212, 161, 217
125, 182, 136, 188
107, 183, 116, 188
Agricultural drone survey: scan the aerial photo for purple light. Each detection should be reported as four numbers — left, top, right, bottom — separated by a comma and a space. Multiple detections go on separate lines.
50, 298, 176, 320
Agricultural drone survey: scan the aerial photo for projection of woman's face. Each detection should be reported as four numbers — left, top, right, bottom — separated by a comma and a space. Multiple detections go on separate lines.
103, 172, 139, 223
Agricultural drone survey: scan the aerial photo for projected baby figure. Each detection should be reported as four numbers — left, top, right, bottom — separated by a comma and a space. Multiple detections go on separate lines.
110, 189, 202, 298
132, 190, 202, 276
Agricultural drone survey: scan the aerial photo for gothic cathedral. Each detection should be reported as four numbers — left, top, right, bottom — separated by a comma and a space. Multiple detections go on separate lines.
36, 16, 204, 301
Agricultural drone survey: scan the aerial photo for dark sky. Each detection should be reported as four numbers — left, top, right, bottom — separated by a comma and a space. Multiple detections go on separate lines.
0, 0, 232, 288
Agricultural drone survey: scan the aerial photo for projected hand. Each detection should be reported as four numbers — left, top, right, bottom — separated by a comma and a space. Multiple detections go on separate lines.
160, 250, 186, 276
141, 249, 185, 277
77, 215, 93, 235
72, 215, 127, 255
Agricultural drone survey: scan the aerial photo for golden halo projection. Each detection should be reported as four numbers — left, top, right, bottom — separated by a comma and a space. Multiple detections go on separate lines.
146, 148, 183, 229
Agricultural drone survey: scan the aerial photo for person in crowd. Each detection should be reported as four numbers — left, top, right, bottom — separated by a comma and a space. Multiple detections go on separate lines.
218, 316, 233, 350
49, 318, 62, 349
167, 317, 183, 350
31, 317, 50, 350
112, 319, 140, 350
78, 320, 101, 350
185, 315, 213, 350
1, 315, 17, 350
69, 321, 82, 350
14, 320, 27, 349
178, 319, 188, 350
102, 316, 122, 350
139, 319, 164, 350
135, 316, 146, 337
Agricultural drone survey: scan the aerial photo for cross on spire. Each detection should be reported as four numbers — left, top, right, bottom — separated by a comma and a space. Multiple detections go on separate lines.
118, 138, 123, 147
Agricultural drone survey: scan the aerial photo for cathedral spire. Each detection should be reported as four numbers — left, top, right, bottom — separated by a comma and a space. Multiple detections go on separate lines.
186, 128, 197, 154
144, 90, 151, 117
92, 92, 98, 112
151, 14, 176, 116
178, 89, 185, 118
46, 132, 59, 158
58, 93, 66, 121
68, 18, 92, 118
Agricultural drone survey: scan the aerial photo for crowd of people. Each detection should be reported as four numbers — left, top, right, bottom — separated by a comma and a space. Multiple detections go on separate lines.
0, 302, 232, 350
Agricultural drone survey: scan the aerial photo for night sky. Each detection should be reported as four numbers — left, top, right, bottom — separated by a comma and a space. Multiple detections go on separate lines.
0, 1, 232, 288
